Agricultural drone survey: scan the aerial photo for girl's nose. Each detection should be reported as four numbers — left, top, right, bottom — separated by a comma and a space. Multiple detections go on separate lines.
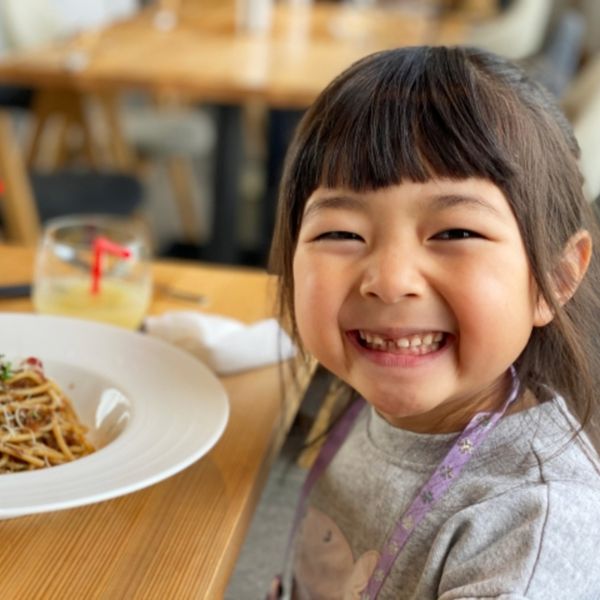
359, 247, 426, 304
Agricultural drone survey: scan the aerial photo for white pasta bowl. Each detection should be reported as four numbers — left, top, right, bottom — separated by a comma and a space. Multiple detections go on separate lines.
0, 313, 229, 518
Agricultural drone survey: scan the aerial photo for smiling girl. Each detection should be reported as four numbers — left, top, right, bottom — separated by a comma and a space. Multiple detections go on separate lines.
269, 47, 600, 599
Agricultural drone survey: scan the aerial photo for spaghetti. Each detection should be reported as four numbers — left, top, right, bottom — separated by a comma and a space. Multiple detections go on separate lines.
0, 357, 94, 474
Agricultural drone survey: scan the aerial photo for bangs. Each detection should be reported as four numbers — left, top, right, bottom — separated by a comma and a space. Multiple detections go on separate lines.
296, 46, 520, 194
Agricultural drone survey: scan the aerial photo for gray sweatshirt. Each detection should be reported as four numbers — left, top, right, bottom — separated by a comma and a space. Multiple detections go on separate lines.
289, 397, 600, 600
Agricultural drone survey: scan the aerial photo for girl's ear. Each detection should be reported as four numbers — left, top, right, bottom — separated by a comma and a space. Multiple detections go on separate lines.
534, 229, 592, 327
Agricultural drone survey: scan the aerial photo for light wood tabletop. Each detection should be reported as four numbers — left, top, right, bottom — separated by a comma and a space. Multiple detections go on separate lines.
0, 244, 306, 599
0, 2, 478, 108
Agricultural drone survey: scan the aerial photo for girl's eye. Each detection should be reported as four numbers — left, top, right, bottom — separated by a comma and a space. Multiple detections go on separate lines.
433, 229, 482, 240
315, 231, 363, 242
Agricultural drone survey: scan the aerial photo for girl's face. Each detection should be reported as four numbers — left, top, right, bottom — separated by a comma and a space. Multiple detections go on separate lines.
293, 178, 550, 433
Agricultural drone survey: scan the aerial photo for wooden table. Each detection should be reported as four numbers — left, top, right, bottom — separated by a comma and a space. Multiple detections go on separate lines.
0, 2, 483, 263
0, 244, 306, 599
0, 2, 475, 105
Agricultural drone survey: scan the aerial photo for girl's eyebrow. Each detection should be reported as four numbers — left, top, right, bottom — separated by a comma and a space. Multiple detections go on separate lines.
302, 190, 505, 220
302, 194, 366, 220
429, 193, 504, 218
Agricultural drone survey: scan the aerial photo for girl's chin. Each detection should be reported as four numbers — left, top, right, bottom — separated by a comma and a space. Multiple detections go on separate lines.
358, 392, 454, 431
359, 393, 430, 421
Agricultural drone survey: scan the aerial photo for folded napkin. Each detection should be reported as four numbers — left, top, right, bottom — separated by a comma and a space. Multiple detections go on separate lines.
144, 311, 296, 375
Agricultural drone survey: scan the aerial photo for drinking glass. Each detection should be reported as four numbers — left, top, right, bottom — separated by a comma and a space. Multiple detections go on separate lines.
32, 215, 152, 330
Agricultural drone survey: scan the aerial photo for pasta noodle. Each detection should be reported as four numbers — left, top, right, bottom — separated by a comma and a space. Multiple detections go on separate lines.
0, 357, 94, 474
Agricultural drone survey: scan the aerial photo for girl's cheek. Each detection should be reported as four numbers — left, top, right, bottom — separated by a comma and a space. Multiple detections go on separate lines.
294, 270, 332, 352
295, 274, 321, 328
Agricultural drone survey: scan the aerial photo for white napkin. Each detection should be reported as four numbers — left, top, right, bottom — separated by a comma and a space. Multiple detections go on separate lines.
144, 311, 296, 375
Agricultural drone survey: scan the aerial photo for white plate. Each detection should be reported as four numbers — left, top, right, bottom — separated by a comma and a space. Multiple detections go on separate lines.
0, 313, 229, 519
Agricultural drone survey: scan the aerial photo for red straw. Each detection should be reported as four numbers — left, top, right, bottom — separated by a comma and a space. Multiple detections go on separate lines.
91, 236, 132, 294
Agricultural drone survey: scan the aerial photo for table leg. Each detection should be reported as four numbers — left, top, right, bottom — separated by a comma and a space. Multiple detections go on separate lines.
205, 103, 244, 265
207, 105, 302, 267
0, 111, 41, 244
263, 108, 304, 264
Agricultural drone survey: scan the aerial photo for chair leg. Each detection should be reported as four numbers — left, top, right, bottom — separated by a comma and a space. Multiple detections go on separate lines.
95, 91, 138, 171
26, 109, 47, 168
166, 156, 200, 244
26, 88, 100, 169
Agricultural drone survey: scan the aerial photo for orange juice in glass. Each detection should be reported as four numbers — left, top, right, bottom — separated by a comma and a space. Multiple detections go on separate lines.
32, 216, 152, 330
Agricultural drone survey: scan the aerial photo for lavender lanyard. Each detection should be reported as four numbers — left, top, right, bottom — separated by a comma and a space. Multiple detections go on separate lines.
284, 368, 520, 599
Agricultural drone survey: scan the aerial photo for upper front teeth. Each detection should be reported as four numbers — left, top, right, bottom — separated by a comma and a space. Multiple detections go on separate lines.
359, 331, 444, 349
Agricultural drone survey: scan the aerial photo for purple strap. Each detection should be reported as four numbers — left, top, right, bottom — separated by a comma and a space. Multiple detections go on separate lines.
279, 368, 520, 600
363, 368, 520, 597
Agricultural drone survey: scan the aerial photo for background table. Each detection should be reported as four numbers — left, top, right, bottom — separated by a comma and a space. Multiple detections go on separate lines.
0, 244, 307, 599
0, 2, 483, 264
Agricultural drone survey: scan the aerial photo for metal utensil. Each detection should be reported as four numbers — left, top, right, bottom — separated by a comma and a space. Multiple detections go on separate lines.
0, 283, 32, 299
0, 282, 209, 306
156, 284, 209, 306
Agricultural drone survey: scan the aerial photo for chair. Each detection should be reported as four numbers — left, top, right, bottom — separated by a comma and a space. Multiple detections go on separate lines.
562, 54, 600, 202
0, 111, 144, 244
580, 0, 600, 56
0, 0, 205, 244
520, 8, 586, 98
466, 0, 553, 60
118, 95, 216, 243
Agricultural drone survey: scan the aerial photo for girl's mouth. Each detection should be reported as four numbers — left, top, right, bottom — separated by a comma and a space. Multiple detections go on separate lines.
354, 330, 448, 355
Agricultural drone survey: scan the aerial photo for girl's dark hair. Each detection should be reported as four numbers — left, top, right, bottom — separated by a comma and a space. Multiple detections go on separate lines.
270, 45, 600, 436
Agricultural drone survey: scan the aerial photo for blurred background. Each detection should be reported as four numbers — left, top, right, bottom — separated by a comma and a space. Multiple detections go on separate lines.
0, 0, 599, 271
1, 2, 598, 596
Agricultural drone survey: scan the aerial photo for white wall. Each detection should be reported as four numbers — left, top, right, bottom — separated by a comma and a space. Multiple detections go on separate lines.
0, 0, 140, 51
50, 0, 139, 35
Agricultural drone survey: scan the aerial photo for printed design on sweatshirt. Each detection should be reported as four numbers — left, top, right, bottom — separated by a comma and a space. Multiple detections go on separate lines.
293, 506, 380, 600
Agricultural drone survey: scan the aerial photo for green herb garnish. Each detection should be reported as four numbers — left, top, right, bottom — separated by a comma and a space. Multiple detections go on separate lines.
0, 356, 13, 381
